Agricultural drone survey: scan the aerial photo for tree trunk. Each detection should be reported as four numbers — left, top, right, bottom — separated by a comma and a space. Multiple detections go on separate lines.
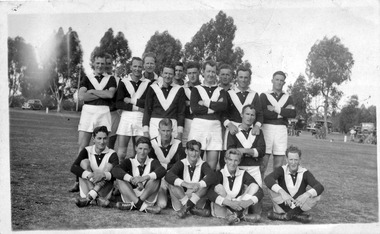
323, 96, 329, 136
56, 97, 63, 113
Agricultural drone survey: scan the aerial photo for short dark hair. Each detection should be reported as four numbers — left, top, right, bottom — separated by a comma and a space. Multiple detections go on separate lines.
162, 64, 175, 72
104, 53, 112, 60
202, 60, 217, 71
218, 64, 233, 74
225, 148, 242, 161
136, 136, 152, 148
131, 57, 143, 64
92, 126, 109, 137
159, 118, 173, 128
186, 140, 202, 150
285, 145, 302, 158
242, 104, 256, 115
273, 71, 287, 79
142, 52, 156, 63
186, 61, 200, 71
236, 66, 252, 77
92, 52, 106, 61
175, 62, 184, 68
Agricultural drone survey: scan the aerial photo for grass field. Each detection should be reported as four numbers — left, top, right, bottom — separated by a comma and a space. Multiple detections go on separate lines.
8, 108, 379, 232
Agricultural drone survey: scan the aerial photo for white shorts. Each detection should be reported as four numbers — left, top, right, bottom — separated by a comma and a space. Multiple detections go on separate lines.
78, 105, 111, 132
188, 118, 223, 151
149, 117, 178, 139
262, 124, 288, 155
223, 121, 239, 150
182, 118, 192, 147
238, 166, 262, 187
116, 111, 144, 136
109, 110, 121, 137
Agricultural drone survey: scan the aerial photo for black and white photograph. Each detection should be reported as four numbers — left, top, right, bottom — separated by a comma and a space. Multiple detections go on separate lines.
1, 0, 379, 233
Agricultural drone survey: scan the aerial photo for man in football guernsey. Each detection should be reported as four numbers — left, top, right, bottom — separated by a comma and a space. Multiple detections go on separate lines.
221, 67, 263, 168
111, 137, 166, 214
116, 57, 151, 161
149, 118, 186, 208
142, 52, 160, 84
105, 53, 121, 150
173, 61, 185, 86
207, 149, 263, 225
69, 53, 117, 193
182, 61, 201, 147
218, 64, 234, 91
143, 64, 186, 141
260, 71, 296, 179
70, 126, 119, 208
226, 104, 266, 215
264, 145, 324, 223
165, 140, 217, 219
188, 60, 227, 171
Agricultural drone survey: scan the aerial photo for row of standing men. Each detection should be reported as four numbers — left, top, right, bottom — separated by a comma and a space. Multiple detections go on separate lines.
70, 52, 324, 225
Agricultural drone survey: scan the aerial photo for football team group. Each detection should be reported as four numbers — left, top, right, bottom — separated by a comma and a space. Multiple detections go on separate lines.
69, 51, 324, 225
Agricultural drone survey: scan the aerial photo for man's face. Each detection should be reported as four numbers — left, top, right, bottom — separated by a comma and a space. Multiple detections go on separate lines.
186, 145, 201, 165
236, 70, 251, 89
187, 68, 200, 85
219, 68, 232, 86
131, 59, 143, 78
143, 57, 156, 73
203, 64, 217, 84
286, 152, 300, 173
136, 143, 151, 162
162, 67, 174, 86
272, 74, 286, 91
93, 131, 108, 152
241, 107, 256, 126
225, 153, 241, 174
105, 58, 113, 74
175, 65, 184, 80
158, 124, 172, 142
93, 57, 105, 74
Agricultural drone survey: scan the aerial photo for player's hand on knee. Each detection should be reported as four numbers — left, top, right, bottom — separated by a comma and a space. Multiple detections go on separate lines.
239, 200, 253, 209
92, 171, 106, 183
294, 192, 310, 207
228, 200, 243, 211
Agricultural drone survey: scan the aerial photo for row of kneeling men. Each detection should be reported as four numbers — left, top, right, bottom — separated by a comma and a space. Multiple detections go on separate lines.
70, 125, 324, 225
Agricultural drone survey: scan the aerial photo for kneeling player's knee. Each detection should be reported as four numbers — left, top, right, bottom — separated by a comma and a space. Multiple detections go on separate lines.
80, 159, 91, 170
214, 184, 227, 197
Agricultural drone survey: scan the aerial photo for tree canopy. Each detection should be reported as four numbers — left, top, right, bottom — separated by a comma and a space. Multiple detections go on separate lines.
184, 11, 249, 69
39, 27, 84, 112
8, 36, 39, 106
287, 74, 311, 120
144, 30, 182, 74
91, 28, 132, 77
306, 36, 354, 130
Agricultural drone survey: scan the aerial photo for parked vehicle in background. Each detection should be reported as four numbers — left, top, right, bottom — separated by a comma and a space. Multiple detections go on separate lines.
22, 99, 43, 110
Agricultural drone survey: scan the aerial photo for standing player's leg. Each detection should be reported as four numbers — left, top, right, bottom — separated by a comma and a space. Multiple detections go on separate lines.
260, 154, 270, 180
205, 150, 219, 171
117, 135, 131, 161
272, 125, 287, 170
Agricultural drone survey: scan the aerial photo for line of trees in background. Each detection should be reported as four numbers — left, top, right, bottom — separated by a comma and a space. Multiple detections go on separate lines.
8, 11, 376, 132
9, 11, 249, 111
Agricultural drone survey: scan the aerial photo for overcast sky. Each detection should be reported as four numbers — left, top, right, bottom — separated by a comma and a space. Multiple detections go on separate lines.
5, 0, 380, 108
